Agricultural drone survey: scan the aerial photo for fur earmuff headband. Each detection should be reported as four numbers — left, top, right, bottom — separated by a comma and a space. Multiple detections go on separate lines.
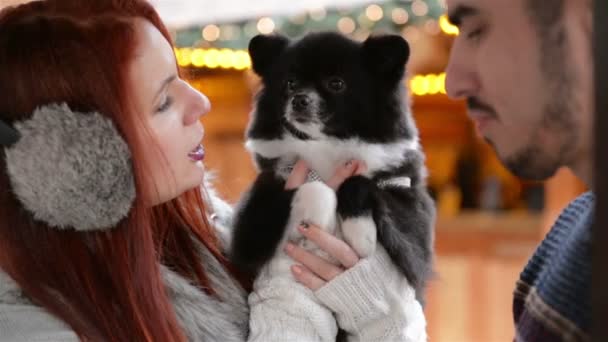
1, 103, 136, 231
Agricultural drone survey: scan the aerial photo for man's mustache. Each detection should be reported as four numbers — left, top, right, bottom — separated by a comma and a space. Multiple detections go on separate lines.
467, 97, 498, 119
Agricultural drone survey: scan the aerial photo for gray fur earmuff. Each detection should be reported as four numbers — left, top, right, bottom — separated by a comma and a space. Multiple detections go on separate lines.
3, 103, 136, 231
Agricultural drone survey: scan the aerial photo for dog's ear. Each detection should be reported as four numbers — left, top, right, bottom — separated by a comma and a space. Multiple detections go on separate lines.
362, 34, 410, 79
248, 34, 289, 77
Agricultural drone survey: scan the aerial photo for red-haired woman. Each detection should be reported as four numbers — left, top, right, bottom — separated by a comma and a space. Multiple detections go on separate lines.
0, 1, 426, 341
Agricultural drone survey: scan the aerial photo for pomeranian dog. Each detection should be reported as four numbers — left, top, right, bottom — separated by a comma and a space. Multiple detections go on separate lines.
230, 31, 435, 302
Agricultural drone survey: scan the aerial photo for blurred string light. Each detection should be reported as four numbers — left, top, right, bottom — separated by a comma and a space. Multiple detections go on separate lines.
174, 48, 251, 70
337, 17, 356, 34
411, 0, 429, 16
202, 24, 220, 41
439, 14, 459, 35
391, 8, 409, 25
257, 17, 275, 34
175, 47, 445, 96
410, 73, 447, 96
175, 0, 450, 47
365, 4, 383, 21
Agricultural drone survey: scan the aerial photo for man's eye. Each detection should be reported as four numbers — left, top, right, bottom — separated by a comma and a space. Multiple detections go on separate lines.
467, 27, 485, 41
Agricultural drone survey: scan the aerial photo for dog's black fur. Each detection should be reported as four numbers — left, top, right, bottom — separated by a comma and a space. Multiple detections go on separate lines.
230, 32, 435, 301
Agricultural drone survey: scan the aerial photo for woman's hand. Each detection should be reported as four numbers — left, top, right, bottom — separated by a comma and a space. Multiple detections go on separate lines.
284, 223, 358, 290
283, 159, 368, 290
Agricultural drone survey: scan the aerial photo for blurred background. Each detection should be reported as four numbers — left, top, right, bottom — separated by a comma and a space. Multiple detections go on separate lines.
1, 0, 588, 340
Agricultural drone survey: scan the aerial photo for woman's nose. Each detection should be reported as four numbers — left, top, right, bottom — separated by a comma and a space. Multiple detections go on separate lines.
184, 83, 211, 126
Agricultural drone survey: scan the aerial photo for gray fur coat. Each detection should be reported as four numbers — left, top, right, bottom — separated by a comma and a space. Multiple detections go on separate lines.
0, 189, 250, 342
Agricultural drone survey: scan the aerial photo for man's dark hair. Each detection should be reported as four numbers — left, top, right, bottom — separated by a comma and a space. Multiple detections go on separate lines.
526, 0, 565, 35
526, 0, 567, 83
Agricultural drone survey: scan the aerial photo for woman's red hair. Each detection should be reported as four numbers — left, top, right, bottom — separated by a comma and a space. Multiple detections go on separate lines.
0, 0, 246, 340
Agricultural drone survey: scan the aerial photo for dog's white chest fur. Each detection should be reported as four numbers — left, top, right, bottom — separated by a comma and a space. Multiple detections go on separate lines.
246, 136, 419, 181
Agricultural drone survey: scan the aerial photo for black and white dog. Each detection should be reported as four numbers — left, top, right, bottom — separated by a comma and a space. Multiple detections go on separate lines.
230, 32, 435, 301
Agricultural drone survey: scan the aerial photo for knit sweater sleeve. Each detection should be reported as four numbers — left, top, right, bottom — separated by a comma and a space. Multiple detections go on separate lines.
247, 278, 338, 342
315, 245, 427, 342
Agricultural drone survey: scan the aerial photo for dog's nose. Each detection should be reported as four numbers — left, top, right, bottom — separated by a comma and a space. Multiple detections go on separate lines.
292, 94, 311, 112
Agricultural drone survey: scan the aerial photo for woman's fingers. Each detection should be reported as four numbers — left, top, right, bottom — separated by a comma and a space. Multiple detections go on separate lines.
284, 242, 343, 282
290, 264, 326, 291
284, 160, 309, 190
325, 160, 359, 190
354, 161, 368, 176
296, 223, 359, 269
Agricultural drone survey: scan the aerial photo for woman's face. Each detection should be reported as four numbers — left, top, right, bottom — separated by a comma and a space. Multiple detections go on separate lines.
129, 19, 211, 206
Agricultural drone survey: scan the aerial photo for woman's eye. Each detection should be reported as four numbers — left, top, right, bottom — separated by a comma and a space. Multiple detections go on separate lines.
156, 96, 173, 113
327, 78, 345, 93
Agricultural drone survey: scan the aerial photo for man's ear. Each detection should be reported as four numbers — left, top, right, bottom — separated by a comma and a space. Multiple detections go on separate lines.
362, 34, 410, 79
248, 34, 289, 77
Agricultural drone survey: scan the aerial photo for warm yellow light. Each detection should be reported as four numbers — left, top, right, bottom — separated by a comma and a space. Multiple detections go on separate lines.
175, 48, 252, 70
439, 14, 459, 35
411, 75, 429, 96
257, 17, 275, 34
409, 73, 447, 96
365, 4, 383, 22
337, 17, 356, 34
204, 48, 220, 68
411, 0, 429, 16
233, 50, 251, 70
391, 8, 409, 25
427, 74, 441, 94
218, 49, 234, 69
190, 49, 206, 67
176, 48, 448, 86
175, 48, 192, 67
438, 73, 447, 94
202, 24, 220, 41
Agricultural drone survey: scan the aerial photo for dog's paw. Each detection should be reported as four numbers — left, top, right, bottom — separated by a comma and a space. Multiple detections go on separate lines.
336, 175, 376, 218
288, 181, 337, 239
341, 216, 377, 258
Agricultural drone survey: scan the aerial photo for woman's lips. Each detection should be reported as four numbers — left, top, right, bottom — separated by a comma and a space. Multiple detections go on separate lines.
188, 144, 205, 161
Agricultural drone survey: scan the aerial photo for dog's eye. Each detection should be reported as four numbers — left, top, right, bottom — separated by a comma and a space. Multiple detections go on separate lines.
327, 78, 345, 93
287, 79, 297, 92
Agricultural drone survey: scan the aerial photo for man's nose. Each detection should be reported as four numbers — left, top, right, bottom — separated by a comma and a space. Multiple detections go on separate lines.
445, 47, 480, 99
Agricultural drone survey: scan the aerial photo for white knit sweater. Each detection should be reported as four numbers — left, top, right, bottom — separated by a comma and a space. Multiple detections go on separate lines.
248, 244, 427, 342
0, 189, 427, 341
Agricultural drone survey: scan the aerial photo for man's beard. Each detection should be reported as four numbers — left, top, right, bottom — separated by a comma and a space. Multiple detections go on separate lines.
491, 33, 579, 181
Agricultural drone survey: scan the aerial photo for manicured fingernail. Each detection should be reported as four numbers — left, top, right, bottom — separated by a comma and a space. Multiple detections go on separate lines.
292, 265, 302, 275
299, 221, 310, 229
284, 243, 294, 252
